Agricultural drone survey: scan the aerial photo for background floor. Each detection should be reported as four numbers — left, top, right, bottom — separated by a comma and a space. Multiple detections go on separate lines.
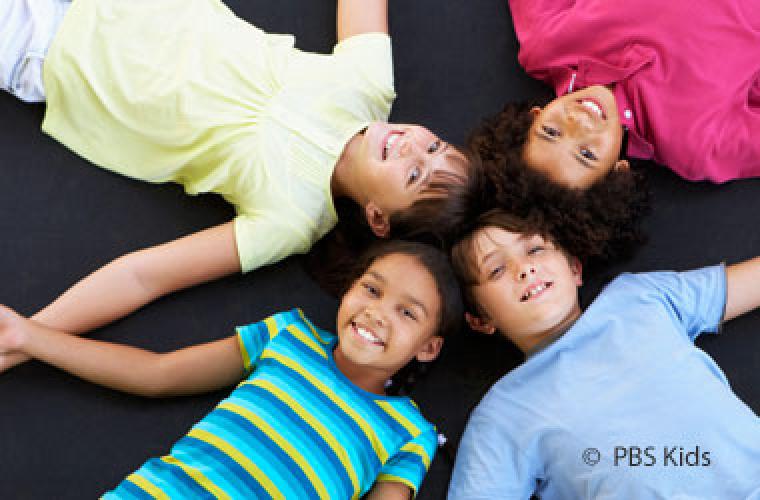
1, 1, 758, 498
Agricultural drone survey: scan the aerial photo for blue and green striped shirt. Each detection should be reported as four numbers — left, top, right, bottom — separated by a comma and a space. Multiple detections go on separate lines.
105, 309, 437, 499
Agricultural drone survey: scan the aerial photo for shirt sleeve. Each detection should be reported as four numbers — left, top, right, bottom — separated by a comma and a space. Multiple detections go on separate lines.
234, 212, 313, 274
332, 32, 396, 108
376, 427, 437, 497
447, 407, 536, 500
236, 310, 297, 374
624, 265, 727, 342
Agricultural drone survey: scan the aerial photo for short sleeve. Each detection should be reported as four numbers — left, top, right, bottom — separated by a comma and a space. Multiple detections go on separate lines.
376, 427, 437, 497
619, 265, 727, 342
236, 310, 297, 374
234, 213, 313, 274
332, 33, 395, 105
447, 408, 536, 500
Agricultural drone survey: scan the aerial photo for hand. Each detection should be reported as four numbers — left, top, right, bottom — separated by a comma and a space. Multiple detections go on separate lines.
0, 305, 32, 373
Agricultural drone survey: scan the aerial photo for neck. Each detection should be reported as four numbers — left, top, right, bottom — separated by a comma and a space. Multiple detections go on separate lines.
331, 132, 365, 204
518, 304, 583, 357
332, 345, 388, 395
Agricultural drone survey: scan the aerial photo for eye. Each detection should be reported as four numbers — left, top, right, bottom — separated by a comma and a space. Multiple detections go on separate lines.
488, 265, 505, 280
400, 306, 417, 321
527, 246, 545, 256
580, 147, 597, 161
542, 125, 560, 138
407, 166, 421, 185
427, 140, 442, 154
362, 283, 380, 297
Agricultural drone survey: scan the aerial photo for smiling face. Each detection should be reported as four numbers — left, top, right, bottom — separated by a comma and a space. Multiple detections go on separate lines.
465, 226, 583, 354
523, 85, 628, 189
334, 252, 443, 391
350, 123, 468, 236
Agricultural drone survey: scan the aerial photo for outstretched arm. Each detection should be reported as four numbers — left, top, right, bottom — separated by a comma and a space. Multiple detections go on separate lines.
0, 222, 241, 373
0, 305, 244, 397
337, 0, 388, 42
724, 257, 760, 322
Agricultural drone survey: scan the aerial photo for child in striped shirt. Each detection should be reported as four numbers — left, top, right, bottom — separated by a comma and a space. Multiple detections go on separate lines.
0, 240, 463, 499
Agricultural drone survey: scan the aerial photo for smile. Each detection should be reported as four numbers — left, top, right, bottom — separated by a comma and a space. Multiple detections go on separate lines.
578, 98, 606, 120
382, 131, 403, 161
352, 322, 385, 346
521, 282, 553, 302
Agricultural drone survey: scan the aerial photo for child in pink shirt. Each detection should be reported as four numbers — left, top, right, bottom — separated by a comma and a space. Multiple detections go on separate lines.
475, 0, 760, 188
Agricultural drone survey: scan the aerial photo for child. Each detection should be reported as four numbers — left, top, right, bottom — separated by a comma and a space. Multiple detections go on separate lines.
447, 210, 760, 499
0, 240, 464, 499
473, 0, 760, 189
0, 0, 473, 372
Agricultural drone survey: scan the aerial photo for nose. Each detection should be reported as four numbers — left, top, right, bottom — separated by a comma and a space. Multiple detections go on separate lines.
564, 108, 593, 132
364, 307, 386, 328
516, 262, 536, 281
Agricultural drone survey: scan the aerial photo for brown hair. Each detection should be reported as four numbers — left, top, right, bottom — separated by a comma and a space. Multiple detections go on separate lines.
306, 146, 481, 295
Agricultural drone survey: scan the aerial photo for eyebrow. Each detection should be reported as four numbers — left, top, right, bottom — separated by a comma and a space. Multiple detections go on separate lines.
367, 270, 430, 319
534, 130, 594, 169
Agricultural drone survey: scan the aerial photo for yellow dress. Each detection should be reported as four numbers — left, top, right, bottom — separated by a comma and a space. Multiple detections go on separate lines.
41, 0, 395, 272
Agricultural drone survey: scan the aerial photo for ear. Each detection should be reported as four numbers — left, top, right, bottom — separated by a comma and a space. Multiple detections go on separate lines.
569, 257, 584, 286
415, 336, 444, 363
465, 312, 496, 335
530, 106, 542, 119
364, 201, 390, 238
613, 159, 630, 172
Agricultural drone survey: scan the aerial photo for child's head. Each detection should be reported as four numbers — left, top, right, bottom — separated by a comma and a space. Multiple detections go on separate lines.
340, 123, 475, 240
467, 101, 649, 267
522, 86, 629, 189
334, 240, 463, 388
451, 210, 582, 354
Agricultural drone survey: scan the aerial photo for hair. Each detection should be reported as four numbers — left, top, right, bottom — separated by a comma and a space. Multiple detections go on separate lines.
306, 146, 481, 296
466, 99, 651, 269
341, 239, 464, 396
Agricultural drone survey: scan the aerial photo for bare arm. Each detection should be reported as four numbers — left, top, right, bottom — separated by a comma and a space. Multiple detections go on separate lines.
364, 481, 411, 500
0, 305, 244, 397
724, 257, 760, 322
0, 222, 240, 374
337, 0, 388, 42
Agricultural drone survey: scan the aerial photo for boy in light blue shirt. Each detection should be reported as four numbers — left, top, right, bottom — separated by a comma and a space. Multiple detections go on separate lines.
447, 209, 760, 500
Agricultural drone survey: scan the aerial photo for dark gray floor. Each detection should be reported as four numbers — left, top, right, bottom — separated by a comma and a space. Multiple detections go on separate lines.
1, 1, 758, 498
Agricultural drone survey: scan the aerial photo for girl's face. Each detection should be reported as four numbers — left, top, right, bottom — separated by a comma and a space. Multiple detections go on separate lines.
523, 85, 629, 189
334, 252, 443, 384
352, 123, 468, 236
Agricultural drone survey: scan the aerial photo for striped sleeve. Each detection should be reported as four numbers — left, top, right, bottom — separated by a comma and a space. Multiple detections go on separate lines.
376, 428, 438, 496
236, 310, 298, 374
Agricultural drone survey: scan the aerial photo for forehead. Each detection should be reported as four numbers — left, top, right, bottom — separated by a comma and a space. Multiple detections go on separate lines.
363, 253, 440, 308
471, 226, 536, 259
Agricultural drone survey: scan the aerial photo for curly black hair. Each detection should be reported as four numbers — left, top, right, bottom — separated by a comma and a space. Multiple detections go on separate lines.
464, 100, 651, 267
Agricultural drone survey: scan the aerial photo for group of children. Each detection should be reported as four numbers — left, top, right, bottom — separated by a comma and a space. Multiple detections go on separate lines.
1, 0, 759, 498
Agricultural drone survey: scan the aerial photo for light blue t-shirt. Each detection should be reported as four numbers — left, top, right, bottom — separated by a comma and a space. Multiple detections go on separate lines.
449, 265, 760, 500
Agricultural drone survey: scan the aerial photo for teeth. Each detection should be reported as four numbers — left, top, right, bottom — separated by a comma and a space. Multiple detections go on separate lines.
522, 283, 548, 301
356, 325, 381, 344
383, 133, 401, 159
581, 100, 603, 117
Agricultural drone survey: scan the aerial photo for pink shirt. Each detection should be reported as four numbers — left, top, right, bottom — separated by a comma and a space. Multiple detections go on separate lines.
509, 0, 760, 182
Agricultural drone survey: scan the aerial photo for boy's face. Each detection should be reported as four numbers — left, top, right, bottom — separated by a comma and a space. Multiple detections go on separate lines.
335, 253, 443, 379
466, 227, 583, 353
523, 85, 628, 189
353, 123, 468, 237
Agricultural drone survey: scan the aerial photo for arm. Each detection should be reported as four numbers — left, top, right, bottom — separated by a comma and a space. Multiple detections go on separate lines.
724, 257, 760, 322
337, 0, 388, 42
364, 481, 411, 500
0, 305, 244, 397
1, 222, 240, 374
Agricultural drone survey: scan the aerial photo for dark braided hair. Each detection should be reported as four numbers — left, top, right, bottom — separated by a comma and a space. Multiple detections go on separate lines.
464, 100, 651, 268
